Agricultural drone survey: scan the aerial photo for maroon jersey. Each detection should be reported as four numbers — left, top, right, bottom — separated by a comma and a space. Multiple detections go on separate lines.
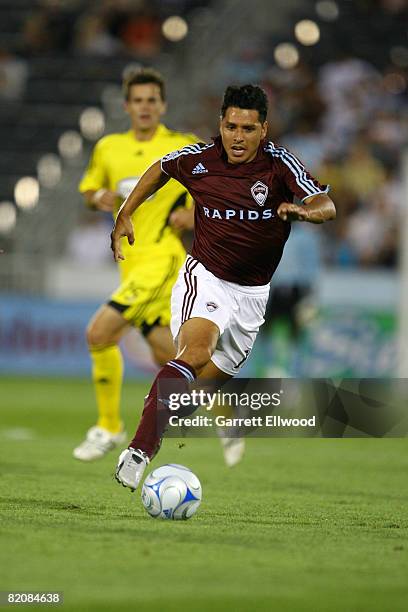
161, 136, 328, 286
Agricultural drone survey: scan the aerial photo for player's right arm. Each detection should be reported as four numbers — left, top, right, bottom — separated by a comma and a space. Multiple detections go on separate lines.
111, 160, 170, 262
79, 137, 119, 212
83, 189, 119, 212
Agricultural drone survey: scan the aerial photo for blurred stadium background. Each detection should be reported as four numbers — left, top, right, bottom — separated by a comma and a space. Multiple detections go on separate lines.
0, 0, 407, 381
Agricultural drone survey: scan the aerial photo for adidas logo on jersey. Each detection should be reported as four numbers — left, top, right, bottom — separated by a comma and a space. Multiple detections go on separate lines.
192, 163, 208, 174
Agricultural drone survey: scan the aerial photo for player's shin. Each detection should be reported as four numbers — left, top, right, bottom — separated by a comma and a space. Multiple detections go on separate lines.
129, 359, 196, 457
90, 344, 124, 433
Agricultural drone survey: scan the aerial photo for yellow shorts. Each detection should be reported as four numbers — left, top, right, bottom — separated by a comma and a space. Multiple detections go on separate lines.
109, 248, 185, 335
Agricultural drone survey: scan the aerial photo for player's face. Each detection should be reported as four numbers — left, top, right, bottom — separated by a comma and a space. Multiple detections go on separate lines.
125, 83, 166, 132
220, 107, 268, 164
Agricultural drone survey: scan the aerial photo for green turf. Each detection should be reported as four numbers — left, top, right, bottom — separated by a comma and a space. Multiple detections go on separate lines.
0, 377, 407, 611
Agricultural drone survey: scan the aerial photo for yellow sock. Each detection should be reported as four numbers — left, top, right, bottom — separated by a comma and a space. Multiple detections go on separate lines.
90, 344, 124, 434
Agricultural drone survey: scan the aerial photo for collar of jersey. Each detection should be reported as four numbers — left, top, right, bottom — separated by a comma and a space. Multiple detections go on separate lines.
127, 123, 168, 143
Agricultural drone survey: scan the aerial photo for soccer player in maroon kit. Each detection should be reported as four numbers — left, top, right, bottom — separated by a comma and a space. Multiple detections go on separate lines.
111, 85, 336, 490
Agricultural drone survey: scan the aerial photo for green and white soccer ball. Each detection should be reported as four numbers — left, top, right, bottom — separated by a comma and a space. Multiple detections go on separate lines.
141, 464, 202, 520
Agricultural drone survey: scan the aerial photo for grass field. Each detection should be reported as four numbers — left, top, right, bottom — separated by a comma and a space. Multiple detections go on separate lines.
0, 377, 407, 611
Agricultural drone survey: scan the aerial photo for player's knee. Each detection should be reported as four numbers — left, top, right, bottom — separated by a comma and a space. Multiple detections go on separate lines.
86, 322, 102, 347
86, 321, 114, 348
177, 342, 213, 372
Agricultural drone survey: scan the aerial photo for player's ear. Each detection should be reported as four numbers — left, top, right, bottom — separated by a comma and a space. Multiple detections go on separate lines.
261, 120, 268, 139
123, 100, 130, 116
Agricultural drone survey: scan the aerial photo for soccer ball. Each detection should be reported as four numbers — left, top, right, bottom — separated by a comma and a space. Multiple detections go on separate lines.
141, 464, 202, 520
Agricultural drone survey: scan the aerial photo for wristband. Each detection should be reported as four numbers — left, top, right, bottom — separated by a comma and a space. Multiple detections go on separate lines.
92, 188, 108, 204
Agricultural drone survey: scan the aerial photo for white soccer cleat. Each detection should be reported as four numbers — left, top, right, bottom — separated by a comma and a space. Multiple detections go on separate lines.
115, 448, 150, 491
220, 437, 246, 468
73, 426, 127, 462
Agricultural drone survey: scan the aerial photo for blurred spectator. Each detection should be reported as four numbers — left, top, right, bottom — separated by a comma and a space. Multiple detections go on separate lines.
103, 1, 162, 58
328, 221, 358, 268
374, 165, 404, 217
21, 11, 53, 56
318, 55, 382, 155
379, 0, 408, 13
0, 47, 28, 100
346, 197, 397, 267
22, 2, 77, 56
119, 8, 162, 58
214, 41, 268, 93
340, 135, 386, 200
73, 12, 123, 56
369, 108, 408, 161
263, 61, 326, 141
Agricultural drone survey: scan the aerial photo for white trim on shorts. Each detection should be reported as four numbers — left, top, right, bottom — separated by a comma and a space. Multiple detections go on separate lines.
181, 256, 200, 324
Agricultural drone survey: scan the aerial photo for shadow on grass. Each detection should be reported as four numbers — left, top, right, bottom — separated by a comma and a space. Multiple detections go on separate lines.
0, 496, 108, 516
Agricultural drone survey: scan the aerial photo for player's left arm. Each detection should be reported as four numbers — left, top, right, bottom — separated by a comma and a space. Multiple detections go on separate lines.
273, 146, 336, 224
277, 194, 336, 224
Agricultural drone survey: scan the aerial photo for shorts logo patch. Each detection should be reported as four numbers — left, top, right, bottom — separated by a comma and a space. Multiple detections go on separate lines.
251, 181, 268, 206
206, 301, 218, 312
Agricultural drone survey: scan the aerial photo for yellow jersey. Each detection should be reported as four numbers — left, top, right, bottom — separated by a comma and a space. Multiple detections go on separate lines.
79, 124, 197, 264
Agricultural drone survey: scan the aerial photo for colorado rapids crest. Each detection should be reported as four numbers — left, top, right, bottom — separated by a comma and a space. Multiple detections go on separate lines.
251, 181, 268, 206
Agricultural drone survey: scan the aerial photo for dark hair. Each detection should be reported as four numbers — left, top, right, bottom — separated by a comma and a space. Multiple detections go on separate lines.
221, 85, 268, 123
123, 68, 166, 101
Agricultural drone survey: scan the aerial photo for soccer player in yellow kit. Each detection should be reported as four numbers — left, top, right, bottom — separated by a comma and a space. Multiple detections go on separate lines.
73, 68, 196, 461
